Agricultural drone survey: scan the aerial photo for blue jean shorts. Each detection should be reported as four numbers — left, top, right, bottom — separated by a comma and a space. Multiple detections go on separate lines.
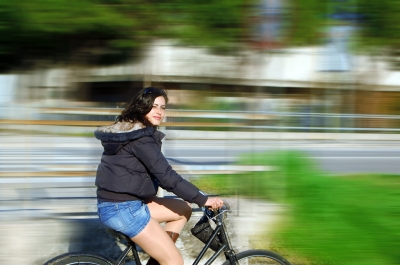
97, 200, 151, 238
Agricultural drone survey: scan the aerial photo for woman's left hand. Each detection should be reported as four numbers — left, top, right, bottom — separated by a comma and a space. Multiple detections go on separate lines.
204, 197, 224, 209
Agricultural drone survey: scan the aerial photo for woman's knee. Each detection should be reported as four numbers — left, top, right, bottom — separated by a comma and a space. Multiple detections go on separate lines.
132, 219, 183, 265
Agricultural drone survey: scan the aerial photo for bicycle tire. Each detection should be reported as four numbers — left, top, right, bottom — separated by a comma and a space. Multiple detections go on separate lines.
43, 252, 114, 265
221, 249, 292, 265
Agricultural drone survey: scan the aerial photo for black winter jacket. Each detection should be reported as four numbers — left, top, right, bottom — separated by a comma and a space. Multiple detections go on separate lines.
94, 121, 208, 207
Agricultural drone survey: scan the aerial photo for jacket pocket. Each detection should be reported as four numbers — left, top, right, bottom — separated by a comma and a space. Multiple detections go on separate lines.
129, 172, 156, 198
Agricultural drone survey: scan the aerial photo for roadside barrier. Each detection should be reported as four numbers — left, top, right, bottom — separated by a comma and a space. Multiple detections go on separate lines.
0, 165, 274, 178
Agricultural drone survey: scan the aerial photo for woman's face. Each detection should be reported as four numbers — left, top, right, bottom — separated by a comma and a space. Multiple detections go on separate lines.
145, 96, 166, 126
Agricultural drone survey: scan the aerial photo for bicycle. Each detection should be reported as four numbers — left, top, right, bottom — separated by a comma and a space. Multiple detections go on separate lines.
43, 201, 292, 265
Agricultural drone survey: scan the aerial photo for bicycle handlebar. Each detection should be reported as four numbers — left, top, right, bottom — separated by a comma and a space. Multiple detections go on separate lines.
204, 199, 232, 221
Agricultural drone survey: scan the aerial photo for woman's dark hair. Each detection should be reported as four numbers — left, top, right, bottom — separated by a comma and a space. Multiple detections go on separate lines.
116, 87, 168, 126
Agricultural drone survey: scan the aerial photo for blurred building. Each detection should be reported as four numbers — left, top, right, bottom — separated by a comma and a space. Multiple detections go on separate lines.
1, 39, 400, 130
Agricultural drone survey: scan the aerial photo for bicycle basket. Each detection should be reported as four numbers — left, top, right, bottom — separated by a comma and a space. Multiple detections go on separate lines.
190, 216, 222, 251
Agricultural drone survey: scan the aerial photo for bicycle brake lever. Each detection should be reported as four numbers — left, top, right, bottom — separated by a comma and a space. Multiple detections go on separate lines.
221, 200, 232, 212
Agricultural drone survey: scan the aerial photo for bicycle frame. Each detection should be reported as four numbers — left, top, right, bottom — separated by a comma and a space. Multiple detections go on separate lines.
192, 211, 237, 265
116, 207, 236, 265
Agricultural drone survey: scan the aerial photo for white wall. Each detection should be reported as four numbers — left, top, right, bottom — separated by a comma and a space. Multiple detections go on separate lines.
0, 75, 17, 104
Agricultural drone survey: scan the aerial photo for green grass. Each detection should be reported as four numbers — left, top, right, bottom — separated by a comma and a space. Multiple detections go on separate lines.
192, 151, 400, 265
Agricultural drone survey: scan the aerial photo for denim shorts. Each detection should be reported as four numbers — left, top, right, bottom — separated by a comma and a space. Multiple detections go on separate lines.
97, 200, 151, 238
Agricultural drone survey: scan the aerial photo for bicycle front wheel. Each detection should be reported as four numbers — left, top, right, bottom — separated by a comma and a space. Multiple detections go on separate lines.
222, 249, 292, 265
43, 253, 114, 265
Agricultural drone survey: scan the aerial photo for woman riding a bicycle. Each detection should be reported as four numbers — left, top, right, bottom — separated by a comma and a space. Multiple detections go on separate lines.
94, 87, 224, 265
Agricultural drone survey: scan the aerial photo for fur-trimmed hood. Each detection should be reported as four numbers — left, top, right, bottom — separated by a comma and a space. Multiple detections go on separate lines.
94, 121, 165, 154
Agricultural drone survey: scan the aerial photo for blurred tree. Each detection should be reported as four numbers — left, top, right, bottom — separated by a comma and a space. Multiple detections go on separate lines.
0, 0, 246, 72
283, 0, 326, 46
358, 0, 400, 46
0, 0, 146, 71
357, 0, 400, 69
1, 0, 400, 72
284, 0, 400, 70
154, 0, 245, 53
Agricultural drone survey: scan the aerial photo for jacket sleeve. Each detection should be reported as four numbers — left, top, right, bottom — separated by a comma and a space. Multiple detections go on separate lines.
131, 135, 208, 207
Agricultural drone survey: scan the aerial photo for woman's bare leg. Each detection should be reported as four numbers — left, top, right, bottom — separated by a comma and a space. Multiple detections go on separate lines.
146, 197, 192, 233
131, 218, 183, 265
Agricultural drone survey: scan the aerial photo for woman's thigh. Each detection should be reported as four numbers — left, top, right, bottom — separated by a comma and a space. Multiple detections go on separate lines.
146, 197, 192, 223
132, 218, 184, 265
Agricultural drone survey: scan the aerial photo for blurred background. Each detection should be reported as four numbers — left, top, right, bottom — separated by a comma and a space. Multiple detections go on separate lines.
1, 0, 400, 264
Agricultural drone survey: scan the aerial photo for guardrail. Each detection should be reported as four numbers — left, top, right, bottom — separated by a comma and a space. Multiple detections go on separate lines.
2, 107, 400, 132
0, 165, 275, 178
0, 165, 274, 199
0, 107, 275, 128
35, 107, 276, 120
0, 164, 274, 204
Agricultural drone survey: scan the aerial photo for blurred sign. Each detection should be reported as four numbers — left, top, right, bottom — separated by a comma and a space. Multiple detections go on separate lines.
249, 0, 284, 50
318, 0, 363, 72
328, 0, 363, 22
318, 25, 356, 72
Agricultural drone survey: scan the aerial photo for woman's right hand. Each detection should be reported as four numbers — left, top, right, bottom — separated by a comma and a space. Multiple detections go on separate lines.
204, 197, 224, 209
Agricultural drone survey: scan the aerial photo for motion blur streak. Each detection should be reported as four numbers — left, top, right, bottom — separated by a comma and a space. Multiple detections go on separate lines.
1, 0, 400, 264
